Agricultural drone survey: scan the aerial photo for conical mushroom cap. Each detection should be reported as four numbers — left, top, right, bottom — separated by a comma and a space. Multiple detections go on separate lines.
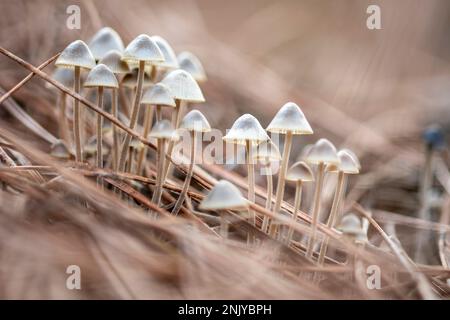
223, 114, 269, 145
180, 109, 211, 132
286, 161, 314, 182
47, 68, 74, 89
151, 36, 179, 69
199, 180, 249, 211
129, 138, 145, 150
161, 69, 205, 102
267, 102, 313, 135
149, 120, 179, 140
305, 138, 340, 165
84, 64, 119, 88
327, 150, 360, 174
337, 213, 363, 235
340, 148, 361, 170
50, 140, 72, 159
98, 50, 130, 74
297, 144, 314, 161
88, 27, 124, 61
177, 51, 207, 82
141, 83, 175, 107
121, 69, 153, 89
83, 136, 109, 156
252, 140, 281, 163
55, 40, 96, 69
122, 34, 164, 64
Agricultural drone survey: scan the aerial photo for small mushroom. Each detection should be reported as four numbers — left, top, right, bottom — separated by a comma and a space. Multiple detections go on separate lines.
55, 40, 96, 162
284, 161, 314, 244
304, 138, 339, 259
177, 51, 207, 83
172, 110, 211, 215
118, 34, 165, 172
88, 27, 124, 61
136, 83, 176, 175
50, 140, 73, 160
223, 114, 269, 225
149, 120, 179, 208
266, 102, 313, 237
317, 149, 360, 265
84, 64, 119, 170
199, 180, 249, 238
337, 213, 365, 241
151, 36, 179, 71
98, 50, 130, 170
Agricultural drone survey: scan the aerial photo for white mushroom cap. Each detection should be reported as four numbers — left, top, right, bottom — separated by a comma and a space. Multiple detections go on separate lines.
199, 180, 249, 211
50, 140, 73, 159
223, 114, 269, 145
121, 69, 153, 89
47, 68, 74, 89
151, 36, 179, 69
161, 69, 205, 103
149, 120, 179, 140
180, 109, 211, 132
141, 83, 175, 107
122, 34, 164, 64
252, 139, 281, 163
305, 138, 340, 165
296, 144, 314, 161
340, 148, 361, 170
56, 40, 96, 69
98, 50, 130, 74
337, 213, 364, 236
88, 27, 124, 60
327, 150, 360, 174
266, 102, 313, 135
129, 138, 145, 150
84, 136, 109, 156
286, 161, 315, 182
177, 51, 207, 82
84, 64, 119, 88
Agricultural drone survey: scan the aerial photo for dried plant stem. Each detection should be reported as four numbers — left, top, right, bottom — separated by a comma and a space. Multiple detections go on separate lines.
96, 87, 104, 169
269, 131, 293, 236
318, 171, 346, 265
57, 91, 69, 143
172, 131, 196, 215
246, 140, 256, 226
111, 88, 119, 170
118, 60, 145, 171
306, 161, 325, 259
261, 166, 273, 232
151, 139, 166, 208
286, 180, 303, 244
73, 66, 82, 162
136, 106, 154, 175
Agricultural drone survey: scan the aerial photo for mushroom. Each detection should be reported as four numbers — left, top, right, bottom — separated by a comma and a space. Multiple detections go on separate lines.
55, 40, 96, 162
304, 138, 339, 259
177, 51, 207, 83
317, 149, 360, 265
337, 213, 365, 241
171, 110, 211, 215
136, 83, 176, 175
266, 102, 313, 236
83, 64, 119, 170
151, 36, 179, 72
223, 114, 269, 225
284, 161, 315, 244
50, 140, 73, 160
199, 180, 249, 238
149, 120, 179, 208
88, 27, 124, 61
98, 50, 130, 170
252, 139, 281, 231
118, 34, 164, 172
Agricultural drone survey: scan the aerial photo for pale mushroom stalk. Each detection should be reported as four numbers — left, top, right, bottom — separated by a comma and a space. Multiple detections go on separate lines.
135, 105, 154, 174
306, 161, 325, 258
111, 88, 119, 170
261, 164, 273, 232
286, 180, 303, 244
246, 140, 256, 225
73, 66, 82, 162
171, 131, 196, 215
219, 211, 229, 238
152, 138, 166, 207
161, 99, 183, 180
118, 60, 145, 171
96, 86, 104, 169
156, 105, 162, 121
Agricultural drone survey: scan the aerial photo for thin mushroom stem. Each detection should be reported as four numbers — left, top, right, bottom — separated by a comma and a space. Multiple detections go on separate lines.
58, 91, 69, 144
306, 161, 325, 259
73, 66, 82, 162
286, 180, 303, 244
246, 140, 256, 225
118, 60, 145, 171
269, 131, 293, 236
172, 131, 196, 215
136, 105, 154, 174
111, 88, 119, 170
161, 99, 183, 180
261, 164, 273, 232
96, 86, 104, 169
156, 105, 162, 121
317, 170, 346, 265
152, 138, 166, 208
220, 210, 229, 238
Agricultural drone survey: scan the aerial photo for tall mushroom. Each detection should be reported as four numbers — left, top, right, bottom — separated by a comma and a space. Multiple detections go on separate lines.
172, 110, 211, 215
55, 40, 96, 163
199, 180, 249, 238
304, 138, 340, 259
136, 83, 176, 175
118, 34, 164, 172
151, 36, 179, 74
149, 120, 179, 208
285, 161, 315, 244
98, 50, 130, 170
83, 64, 119, 170
88, 27, 124, 61
177, 51, 207, 83
317, 150, 360, 265
266, 102, 313, 236
223, 114, 269, 225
